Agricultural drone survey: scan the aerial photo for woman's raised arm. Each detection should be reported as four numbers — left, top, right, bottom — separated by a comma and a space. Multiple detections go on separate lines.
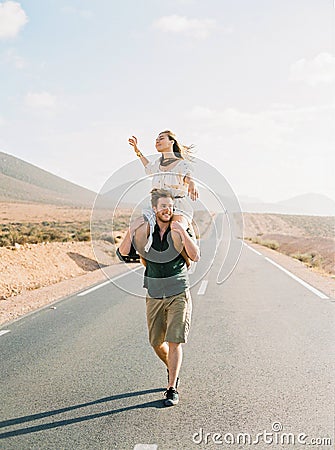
128, 135, 149, 167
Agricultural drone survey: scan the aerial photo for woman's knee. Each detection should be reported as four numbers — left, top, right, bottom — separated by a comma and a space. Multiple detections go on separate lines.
172, 214, 188, 227
133, 223, 149, 254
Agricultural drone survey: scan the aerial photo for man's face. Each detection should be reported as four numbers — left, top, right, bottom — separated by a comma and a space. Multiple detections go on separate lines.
154, 197, 174, 222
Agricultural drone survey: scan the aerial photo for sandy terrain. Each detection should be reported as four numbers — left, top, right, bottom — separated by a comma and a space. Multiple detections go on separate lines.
0, 239, 124, 325
0, 240, 114, 300
243, 212, 334, 275
0, 202, 93, 223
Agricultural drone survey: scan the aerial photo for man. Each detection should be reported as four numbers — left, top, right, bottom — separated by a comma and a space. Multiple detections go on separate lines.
117, 188, 200, 406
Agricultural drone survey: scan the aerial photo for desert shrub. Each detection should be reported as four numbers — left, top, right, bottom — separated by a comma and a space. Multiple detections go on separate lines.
0, 221, 92, 246
291, 252, 323, 268
7, 228, 24, 245
0, 213, 134, 247
264, 240, 280, 250
248, 237, 279, 250
75, 230, 91, 241
1, 237, 12, 247
100, 234, 115, 244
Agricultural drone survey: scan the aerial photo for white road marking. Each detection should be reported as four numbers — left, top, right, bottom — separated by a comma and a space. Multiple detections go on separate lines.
264, 257, 329, 299
197, 280, 208, 295
243, 242, 262, 256
77, 266, 144, 297
133, 445, 158, 450
0, 330, 11, 337
188, 261, 196, 274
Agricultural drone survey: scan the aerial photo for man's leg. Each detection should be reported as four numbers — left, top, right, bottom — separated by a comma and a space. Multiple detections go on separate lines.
146, 297, 168, 371
167, 342, 182, 389
153, 342, 169, 367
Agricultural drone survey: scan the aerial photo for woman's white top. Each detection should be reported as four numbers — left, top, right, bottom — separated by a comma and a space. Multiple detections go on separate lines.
145, 158, 192, 197
144, 157, 194, 220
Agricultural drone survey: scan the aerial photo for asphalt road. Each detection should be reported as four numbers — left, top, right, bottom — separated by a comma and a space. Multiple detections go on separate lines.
0, 215, 334, 450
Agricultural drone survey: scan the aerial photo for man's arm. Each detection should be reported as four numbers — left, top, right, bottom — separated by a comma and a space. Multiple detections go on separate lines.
117, 229, 132, 256
117, 217, 147, 266
128, 136, 150, 167
171, 221, 200, 262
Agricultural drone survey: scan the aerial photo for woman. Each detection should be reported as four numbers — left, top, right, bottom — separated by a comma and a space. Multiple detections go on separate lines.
128, 130, 199, 259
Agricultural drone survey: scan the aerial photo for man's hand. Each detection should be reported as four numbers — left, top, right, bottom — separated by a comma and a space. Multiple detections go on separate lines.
171, 220, 200, 262
171, 221, 186, 243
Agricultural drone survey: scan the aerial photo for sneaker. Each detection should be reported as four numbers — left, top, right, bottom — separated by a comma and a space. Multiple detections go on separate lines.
167, 368, 179, 389
164, 387, 179, 407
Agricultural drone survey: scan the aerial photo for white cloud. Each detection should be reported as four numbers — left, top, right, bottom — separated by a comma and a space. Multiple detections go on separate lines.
0, 1, 28, 39
24, 91, 57, 109
290, 52, 335, 86
152, 15, 216, 39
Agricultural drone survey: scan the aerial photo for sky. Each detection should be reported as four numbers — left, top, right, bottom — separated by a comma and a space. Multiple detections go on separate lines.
0, 0, 334, 203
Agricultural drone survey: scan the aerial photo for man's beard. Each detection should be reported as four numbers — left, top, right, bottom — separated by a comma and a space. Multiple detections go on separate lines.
157, 212, 172, 222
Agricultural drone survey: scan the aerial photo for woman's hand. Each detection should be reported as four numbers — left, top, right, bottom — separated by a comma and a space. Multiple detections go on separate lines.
188, 180, 199, 201
128, 135, 149, 167
128, 136, 140, 154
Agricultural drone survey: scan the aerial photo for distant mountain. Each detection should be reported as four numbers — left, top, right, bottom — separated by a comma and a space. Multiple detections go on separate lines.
240, 193, 335, 216
0, 151, 97, 207
276, 193, 335, 216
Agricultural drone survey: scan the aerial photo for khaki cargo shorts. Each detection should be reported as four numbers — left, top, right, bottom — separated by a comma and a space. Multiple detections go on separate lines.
146, 290, 192, 347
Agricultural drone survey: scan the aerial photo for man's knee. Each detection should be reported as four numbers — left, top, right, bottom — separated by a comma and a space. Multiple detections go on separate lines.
168, 342, 182, 350
153, 342, 163, 351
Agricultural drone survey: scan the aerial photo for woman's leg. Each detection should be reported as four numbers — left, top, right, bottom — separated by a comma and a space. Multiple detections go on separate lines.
170, 214, 192, 267
133, 222, 149, 258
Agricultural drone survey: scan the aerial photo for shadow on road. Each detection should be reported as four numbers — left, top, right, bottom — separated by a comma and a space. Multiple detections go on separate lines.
0, 388, 164, 439
67, 252, 108, 271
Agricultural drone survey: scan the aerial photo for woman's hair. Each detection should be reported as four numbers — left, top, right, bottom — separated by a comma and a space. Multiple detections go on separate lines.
151, 188, 174, 208
159, 130, 194, 161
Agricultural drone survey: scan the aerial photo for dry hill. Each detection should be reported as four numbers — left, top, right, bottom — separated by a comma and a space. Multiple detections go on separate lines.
0, 151, 96, 207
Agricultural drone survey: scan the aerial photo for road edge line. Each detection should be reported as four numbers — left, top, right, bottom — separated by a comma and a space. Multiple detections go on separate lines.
264, 257, 329, 299
0, 330, 11, 337
77, 266, 144, 297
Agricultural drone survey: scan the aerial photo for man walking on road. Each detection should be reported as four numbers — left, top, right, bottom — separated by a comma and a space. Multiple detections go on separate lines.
117, 188, 200, 406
